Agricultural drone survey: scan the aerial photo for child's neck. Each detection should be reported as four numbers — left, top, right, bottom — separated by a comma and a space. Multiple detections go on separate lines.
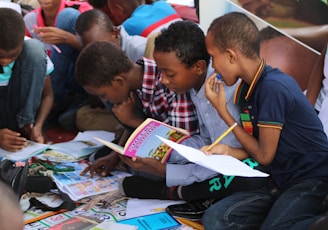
128, 63, 144, 90
42, 9, 58, 26
241, 58, 263, 85
194, 70, 208, 92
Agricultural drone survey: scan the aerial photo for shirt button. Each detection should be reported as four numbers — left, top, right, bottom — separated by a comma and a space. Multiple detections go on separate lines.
248, 105, 252, 109
251, 116, 254, 119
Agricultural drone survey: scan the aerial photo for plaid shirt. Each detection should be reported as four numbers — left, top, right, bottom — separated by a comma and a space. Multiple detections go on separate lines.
136, 57, 199, 135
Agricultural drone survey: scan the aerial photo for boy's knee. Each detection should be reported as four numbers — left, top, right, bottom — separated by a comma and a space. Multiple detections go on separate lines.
23, 39, 46, 63
202, 204, 224, 230
56, 8, 80, 30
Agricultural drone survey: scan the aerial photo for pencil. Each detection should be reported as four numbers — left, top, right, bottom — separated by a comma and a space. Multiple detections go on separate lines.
206, 122, 238, 151
176, 217, 204, 230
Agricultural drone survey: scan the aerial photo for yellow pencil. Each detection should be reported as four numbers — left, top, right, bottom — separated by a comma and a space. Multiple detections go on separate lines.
176, 217, 204, 230
206, 122, 238, 151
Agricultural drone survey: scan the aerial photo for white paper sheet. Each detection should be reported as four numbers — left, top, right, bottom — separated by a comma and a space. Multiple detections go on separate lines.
157, 136, 269, 177
126, 198, 185, 219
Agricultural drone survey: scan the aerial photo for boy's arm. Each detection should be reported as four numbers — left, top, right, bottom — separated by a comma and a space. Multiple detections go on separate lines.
34, 27, 82, 50
31, 75, 53, 143
112, 92, 146, 128
306, 43, 327, 106
80, 128, 130, 177
205, 75, 280, 165
0, 129, 27, 152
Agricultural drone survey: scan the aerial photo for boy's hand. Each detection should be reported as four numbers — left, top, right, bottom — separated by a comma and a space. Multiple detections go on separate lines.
80, 152, 120, 177
113, 92, 143, 128
119, 155, 166, 178
205, 73, 227, 116
30, 124, 45, 143
201, 144, 229, 155
34, 26, 69, 45
0, 128, 27, 151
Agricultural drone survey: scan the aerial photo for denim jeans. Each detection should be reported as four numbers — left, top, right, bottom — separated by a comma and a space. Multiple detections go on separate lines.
202, 178, 328, 230
0, 39, 47, 130
50, 8, 86, 113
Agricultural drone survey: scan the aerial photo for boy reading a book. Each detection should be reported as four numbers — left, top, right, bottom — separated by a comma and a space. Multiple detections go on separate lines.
74, 9, 148, 132
118, 20, 267, 219
75, 40, 199, 178
0, 8, 54, 151
201, 12, 328, 229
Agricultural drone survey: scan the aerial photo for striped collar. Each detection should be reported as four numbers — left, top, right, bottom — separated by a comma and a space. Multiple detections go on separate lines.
234, 59, 265, 105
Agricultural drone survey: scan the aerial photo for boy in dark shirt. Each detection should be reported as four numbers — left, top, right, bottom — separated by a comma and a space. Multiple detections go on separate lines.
202, 12, 328, 230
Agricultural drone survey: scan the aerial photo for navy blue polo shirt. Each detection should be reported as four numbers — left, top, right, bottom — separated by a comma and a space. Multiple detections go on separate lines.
234, 64, 328, 189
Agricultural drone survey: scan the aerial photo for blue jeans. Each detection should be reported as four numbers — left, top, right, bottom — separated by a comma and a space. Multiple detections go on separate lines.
50, 8, 86, 113
202, 178, 328, 230
0, 39, 46, 130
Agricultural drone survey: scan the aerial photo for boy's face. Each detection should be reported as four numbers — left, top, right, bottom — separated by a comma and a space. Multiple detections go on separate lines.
83, 82, 128, 105
38, 0, 61, 11
205, 32, 237, 86
153, 50, 201, 94
0, 44, 22, 67
78, 25, 118, 48
107, 0, 128, 26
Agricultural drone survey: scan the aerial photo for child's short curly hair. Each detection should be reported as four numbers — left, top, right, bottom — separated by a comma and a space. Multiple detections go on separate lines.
75, 41, 133, 88
0, 8, 25, 51
154, 20, 210, 68
208, 12, 260, 60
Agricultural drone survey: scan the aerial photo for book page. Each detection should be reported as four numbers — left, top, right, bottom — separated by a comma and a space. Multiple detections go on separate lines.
158, 136, 269, 177
51, 162, 130, 201
0, 141, 49, 161
123, 118, 189, 163
48, 130, 115, 159
93, 138, 124, 155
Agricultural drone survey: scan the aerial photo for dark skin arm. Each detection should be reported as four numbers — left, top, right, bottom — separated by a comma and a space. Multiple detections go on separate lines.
306, 43, 327, 106
80, 127, 130, 177
119, 155, 166, 178
112, 92, 145, 128
34, 27, 82, 51
31, 75, 54, 143
204, 74, 280, 165
0, 129, 27, 151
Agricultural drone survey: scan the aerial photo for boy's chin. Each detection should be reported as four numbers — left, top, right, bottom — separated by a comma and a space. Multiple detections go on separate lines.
171, 89, 188, 95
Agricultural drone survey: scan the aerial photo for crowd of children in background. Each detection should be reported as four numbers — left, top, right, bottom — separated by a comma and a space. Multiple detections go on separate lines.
1, 0, 328, 229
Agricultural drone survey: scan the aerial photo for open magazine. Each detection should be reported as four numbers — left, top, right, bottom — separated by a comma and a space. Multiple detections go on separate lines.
94, 118, 190, 163
0, 130, 115, 162
51, 162, 130, 201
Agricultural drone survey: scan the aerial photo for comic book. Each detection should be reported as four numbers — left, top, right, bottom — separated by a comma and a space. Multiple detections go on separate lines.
95, 118, 190, 163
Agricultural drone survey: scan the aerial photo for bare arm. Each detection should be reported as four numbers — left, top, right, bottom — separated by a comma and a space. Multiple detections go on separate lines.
205, 74, 280, 165
34, 27, 82, 50
112, 92, 145, 128
202, 144, 251, 160
306, 43, 327, 106
31, 76, 54, 143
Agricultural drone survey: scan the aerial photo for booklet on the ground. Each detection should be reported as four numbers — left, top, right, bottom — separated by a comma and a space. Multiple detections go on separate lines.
51, 162, 130, 201
94, 118, 190, 163
157, 136, 270, 177
117, 212, 181, 230
0, 130, 115, 162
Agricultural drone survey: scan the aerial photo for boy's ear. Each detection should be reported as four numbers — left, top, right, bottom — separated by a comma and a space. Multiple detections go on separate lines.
226, 48, 236, 63
112, 26, 120, 40
112, 75, 125, 86
193, 60, 207, 75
